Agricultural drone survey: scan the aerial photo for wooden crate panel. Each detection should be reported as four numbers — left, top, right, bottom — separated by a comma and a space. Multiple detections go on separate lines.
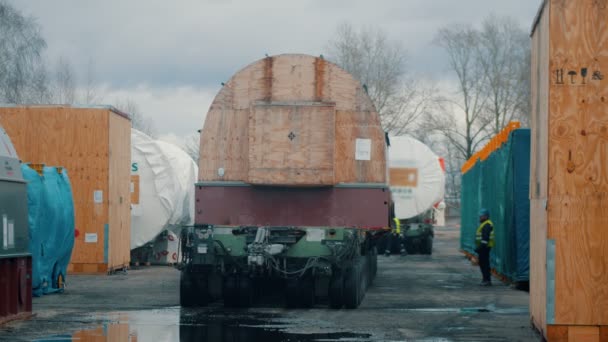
0, 106, 131, 273
199, 55, 386, 186
334, 110, 386, 184
530, 199, 548, 333
198, 109, 249, 181
531, 0, 608, 334
108, 113, 131, 269
248, 104, 335, 185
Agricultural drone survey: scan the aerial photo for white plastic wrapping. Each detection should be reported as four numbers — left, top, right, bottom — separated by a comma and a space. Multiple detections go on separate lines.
0, 125, 17, 158
389, 136, 445, 220
130, 129, 198, 250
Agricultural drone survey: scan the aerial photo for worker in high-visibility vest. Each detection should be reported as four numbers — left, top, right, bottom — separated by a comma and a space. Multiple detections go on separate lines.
475, 208, 495, 286
385, 217, 406, 256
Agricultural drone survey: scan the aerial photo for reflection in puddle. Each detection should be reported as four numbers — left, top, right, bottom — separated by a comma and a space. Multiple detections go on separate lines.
35, 308, 372, 342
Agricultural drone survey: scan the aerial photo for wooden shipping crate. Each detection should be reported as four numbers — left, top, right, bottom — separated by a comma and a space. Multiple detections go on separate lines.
199, 54, 387, 186
530, 1, 608, 340
0, 106, 131, 274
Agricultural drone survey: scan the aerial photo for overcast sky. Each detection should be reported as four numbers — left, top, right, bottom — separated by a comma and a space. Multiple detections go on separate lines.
9, 0, 541, 142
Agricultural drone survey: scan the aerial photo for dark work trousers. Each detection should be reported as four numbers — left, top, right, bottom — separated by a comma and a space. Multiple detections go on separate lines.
477, 246, 491, 282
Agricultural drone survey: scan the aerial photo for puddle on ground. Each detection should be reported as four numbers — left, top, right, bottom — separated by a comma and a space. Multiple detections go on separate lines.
389, 304, 528, 315
32, 308, 373, 342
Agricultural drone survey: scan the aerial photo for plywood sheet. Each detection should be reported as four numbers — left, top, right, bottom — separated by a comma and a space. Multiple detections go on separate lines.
334, 110, 386, 184
198, 109, 249, 181
108, 113, 131, 269
548, 0, 608, 326
529, 1, 550, 333
248, 104, 334, 185
0, 106, 131, 273
198, 55, 386, 186
529, 199, 547, 332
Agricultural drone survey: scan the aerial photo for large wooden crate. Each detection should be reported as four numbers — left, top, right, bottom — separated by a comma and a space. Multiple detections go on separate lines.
199, 54, 387, 186
530, 1, 608, 340
0, 106, 131, 274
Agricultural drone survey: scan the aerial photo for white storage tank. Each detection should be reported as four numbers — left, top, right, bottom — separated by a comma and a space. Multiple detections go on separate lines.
388, 136, 445, 220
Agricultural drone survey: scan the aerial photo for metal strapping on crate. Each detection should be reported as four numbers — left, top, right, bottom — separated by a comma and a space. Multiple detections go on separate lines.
547, 239, 556, 324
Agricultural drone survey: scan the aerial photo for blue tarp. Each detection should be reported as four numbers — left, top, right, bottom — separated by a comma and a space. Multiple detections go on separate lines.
22, 164, 75, 296
460, 129, 530, 282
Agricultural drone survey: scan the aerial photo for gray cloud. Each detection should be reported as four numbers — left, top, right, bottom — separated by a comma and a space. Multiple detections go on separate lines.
8, 0, 542, 137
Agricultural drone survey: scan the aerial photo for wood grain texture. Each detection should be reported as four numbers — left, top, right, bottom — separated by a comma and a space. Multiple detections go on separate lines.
531, 0, 608, 332
248, 104, 334, 185
530, 199, 548, 332
548, 0, 608, 326
530, 1, 550, 333
198, 54, 386, 185
0, 106, 131, 273
108, 113, 131, 269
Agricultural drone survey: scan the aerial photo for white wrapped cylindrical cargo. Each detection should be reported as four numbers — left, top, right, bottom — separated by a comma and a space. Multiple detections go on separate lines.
389, 136, 445, 220
0, 125, 18, 158
130, 129, 197, 250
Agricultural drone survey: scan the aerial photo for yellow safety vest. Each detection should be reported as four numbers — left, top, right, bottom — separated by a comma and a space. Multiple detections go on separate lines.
393, 218, 401, 235
476, 219, 495, 248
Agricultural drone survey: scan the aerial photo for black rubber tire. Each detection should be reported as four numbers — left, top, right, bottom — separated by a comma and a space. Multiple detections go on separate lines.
285, 278, 300, 308
369, 247, 378, 283
422, 236, 433, 255
223, 275, 240, 308
328, 269, 344, 309
180, 271, 197, 307
343, 261, 361, 309
299, 277, 315, 309
238, 276, 254, 308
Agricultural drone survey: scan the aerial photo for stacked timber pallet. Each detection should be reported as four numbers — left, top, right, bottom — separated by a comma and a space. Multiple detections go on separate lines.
530, 1, 608, 340
0, 106, 131, 274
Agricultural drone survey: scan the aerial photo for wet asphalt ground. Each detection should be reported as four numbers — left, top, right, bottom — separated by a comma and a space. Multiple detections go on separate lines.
0, 225, 540, 341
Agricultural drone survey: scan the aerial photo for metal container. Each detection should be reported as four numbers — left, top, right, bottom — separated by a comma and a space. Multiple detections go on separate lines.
0, 125, 31, 322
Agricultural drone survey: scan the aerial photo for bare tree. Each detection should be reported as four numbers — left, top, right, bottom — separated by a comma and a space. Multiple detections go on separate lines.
182, 133, 200, 164
0, 1, 47, 104
433, 24, 491, 160
53, 56, 76, 104
114, 98, 156, 137
476, 16, 530, 134
82, 58, 103, 104
326, 23, 440, 134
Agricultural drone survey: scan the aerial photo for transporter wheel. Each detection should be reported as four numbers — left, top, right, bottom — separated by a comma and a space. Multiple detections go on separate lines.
180, 271, 198, 307
299, 277, 315, 308
223, 275, 240, 308
422, 236, 433, 255
285, 278, 300, 308
368, 247, 378, 284
328, 269, 344, 309
238, 276, 254, 307
343, 260, 361, 309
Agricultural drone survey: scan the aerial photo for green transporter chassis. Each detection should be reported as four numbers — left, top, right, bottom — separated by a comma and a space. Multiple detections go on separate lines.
178, 225, 379, 309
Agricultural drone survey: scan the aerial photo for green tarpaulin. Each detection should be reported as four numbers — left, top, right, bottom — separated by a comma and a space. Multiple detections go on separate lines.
460, 129, 530, 282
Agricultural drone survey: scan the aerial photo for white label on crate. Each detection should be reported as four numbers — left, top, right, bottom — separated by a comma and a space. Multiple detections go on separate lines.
306, 228, 325, 242
355, 138, 371, 161
85, 233, 98, 243
7, 220, 14, 247
2, 214, 7, 250
93, 190, 103, 204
